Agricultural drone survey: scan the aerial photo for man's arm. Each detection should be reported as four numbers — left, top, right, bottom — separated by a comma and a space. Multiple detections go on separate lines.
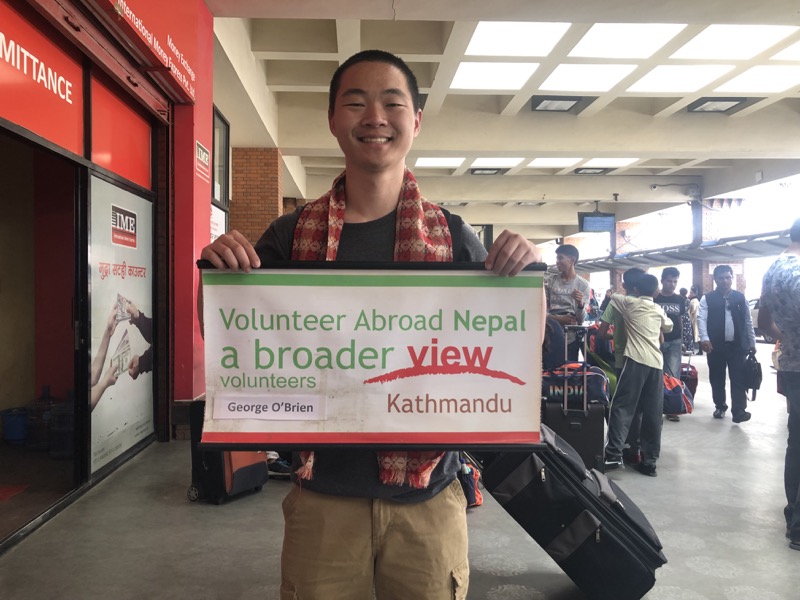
758, 302, 782, 341
698, 295, 712, 353
742, 296, 757, 349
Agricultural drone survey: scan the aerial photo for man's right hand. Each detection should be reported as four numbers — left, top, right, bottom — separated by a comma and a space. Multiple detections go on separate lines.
552, 314, 577, 326
701, 340, 713, 353
200, 230, 261, 271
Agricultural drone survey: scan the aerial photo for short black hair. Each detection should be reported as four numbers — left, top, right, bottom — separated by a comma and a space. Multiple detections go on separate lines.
636, 273, 660, 296
622, 267, 645, 292
791, 218, 800, 243
661, 267, 680, 280
679, 287, 688, 296
555, 244, 580, 264
713, 264, 733, 279
329, 50, 421, 114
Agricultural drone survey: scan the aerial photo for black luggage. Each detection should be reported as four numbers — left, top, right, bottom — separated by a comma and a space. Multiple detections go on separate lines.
481, 424, 667, 600
542, 325, 606, 471
187, 400, 269, 504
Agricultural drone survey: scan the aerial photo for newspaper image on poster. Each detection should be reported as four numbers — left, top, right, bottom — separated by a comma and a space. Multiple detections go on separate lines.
90, 176, 154, 473
201, 267, 544, 448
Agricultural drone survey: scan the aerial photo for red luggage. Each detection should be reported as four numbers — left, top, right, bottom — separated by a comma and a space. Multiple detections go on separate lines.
681, 362, 698, 397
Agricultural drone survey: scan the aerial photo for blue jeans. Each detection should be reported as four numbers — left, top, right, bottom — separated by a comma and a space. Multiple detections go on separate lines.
781, 371, 800, 542
661, 338, 682, 379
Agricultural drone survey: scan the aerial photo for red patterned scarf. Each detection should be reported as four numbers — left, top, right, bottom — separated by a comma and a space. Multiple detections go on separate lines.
291, 168, 452, 488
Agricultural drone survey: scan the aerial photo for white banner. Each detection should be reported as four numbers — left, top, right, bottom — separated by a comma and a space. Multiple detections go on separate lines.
201, 268, 544, 447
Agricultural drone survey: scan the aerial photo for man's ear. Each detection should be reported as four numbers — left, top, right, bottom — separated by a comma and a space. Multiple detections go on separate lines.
413, 108, 422, 137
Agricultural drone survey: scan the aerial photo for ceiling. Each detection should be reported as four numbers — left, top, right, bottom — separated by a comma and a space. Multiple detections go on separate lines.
208, 0, 800, 244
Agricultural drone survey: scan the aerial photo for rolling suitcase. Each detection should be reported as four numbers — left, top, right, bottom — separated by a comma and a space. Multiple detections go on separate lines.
481, 424, 667, 600
542, 325, 606, 472
680, 361, 698, 397
187, 400, 269, 504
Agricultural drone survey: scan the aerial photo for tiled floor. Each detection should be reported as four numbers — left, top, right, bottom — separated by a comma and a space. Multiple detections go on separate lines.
0, 343, 796, 599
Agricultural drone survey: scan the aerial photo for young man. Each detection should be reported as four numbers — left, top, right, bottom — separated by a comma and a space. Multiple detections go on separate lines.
697, 265, 757, 423
758, 217, 800, 551
598, 267, 645, 463
655, 267, 687, 422
604, 273, 673, 477
200, 50, 542, 600
545, 244, 591, 360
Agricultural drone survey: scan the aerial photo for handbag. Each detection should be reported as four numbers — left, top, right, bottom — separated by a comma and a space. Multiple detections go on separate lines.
743, 351, 763, 401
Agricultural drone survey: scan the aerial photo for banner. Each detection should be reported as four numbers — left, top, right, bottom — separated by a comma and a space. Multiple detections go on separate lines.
90, 175, 154, 472
201, 267, 544, 447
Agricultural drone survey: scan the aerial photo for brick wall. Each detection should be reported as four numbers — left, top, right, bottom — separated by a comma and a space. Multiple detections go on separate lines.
230, 148, 283, 245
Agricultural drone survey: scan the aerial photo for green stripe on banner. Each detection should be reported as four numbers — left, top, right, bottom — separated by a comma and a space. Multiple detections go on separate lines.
203, 272, 542, 288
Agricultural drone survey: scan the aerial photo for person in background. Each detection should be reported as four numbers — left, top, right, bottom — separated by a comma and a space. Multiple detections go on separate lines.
604, 273, 673, 477
656, 267, 686, 422
598, 268, 645, 465
545, 244, 591, 360
698, 265, 757, 423
599, 288, 613, 316
679, 287, 695, 355
199, 49, 542, 600
759, 217, 800, 552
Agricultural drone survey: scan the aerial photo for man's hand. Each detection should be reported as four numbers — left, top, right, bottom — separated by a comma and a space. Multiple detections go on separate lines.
701, 340, 713, 353
201, 230, 261, 272
128, 355, 142, 380
553, 314, 577, 326
571, 289, 584, 305
484, 230, 542, 276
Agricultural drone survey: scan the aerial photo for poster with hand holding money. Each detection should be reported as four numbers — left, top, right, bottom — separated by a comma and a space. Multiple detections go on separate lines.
89, 176, 154, 473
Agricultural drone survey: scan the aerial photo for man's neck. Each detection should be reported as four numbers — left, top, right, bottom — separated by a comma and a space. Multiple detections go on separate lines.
342, 165, 405, 223
559, 268, 576, 281
785, 241, 800, 257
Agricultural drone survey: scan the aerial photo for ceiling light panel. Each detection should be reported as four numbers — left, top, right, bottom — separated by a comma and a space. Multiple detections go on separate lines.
540, 64, 637, 92
466, 21, 571, 56
583, 158, 639, 167
627, 65, 735, 92
451, 62, 539, 90
569, 23, 687, 59
527, 158, 582, 167
714, 65, 800, 93
772, 41, 800, 61
415, 158, 465, 168
671, 24, 799, 60
471, 158, 524, 168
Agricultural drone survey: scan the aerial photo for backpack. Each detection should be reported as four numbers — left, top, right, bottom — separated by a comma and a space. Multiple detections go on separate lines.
663, 374, 694, 415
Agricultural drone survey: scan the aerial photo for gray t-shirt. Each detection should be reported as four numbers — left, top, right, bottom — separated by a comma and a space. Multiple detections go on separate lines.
254, 206, 488, 503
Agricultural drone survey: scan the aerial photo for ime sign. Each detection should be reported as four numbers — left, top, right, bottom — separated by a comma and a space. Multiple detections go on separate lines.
111, 205, 137, 248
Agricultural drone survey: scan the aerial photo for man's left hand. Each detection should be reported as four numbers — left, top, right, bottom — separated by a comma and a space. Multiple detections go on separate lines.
484, 230, 542, 276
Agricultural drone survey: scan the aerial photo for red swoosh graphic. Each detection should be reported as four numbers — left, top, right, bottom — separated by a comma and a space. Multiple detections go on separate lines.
363, 365, 526, 385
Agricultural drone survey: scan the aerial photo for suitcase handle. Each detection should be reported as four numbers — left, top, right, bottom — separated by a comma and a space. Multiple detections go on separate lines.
563, 325, 590, 415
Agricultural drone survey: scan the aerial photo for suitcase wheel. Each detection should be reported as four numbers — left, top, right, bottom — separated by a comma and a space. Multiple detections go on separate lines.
254, 485, 263, 492
186, 485, 200, 502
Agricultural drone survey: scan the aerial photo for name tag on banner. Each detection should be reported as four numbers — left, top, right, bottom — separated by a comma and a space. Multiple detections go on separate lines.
199, 263, 544, 449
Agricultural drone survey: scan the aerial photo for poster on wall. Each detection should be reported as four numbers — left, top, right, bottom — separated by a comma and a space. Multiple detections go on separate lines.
200, 266, 544, 448
90, 175, 154, 472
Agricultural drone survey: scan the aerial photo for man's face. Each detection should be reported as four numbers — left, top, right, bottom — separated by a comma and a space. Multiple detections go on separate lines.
661, 275, 679, 295
328, 61, 421, 174
714, 271, 733, 293
555, 253, 574, 273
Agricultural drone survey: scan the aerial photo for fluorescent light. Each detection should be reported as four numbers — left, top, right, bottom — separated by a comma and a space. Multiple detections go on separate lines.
532, 97, 580, 111
671, 24, 799, 60
450, 62, 539, 90
540, 64, 637, 92
584, 158, 639, 168
414, 158, 465, 168
471, 158, 524, 168
714, 66, 800, 93
569, 23, 686, 59
627, 65, 735, 93
687, 99, 745, 112
466, 21, 571, 56
527, 158, 582, 168
772, 41, 800, 61
574, 168, 610, 175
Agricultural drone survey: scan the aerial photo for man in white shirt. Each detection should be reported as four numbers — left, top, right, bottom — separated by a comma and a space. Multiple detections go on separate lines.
545, 244, 591, 360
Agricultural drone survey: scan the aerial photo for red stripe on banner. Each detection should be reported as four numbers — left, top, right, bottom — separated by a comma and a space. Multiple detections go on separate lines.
201, 431, 540, 445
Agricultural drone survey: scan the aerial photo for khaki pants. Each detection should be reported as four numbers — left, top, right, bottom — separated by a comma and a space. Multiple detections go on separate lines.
280, 479, 469, 600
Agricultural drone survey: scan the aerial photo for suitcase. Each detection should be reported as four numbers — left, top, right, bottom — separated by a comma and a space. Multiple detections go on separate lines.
680, 362, 698, 397
481, 424, 667, 600
542, 325, 606, 472
187, 400, 269, 504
